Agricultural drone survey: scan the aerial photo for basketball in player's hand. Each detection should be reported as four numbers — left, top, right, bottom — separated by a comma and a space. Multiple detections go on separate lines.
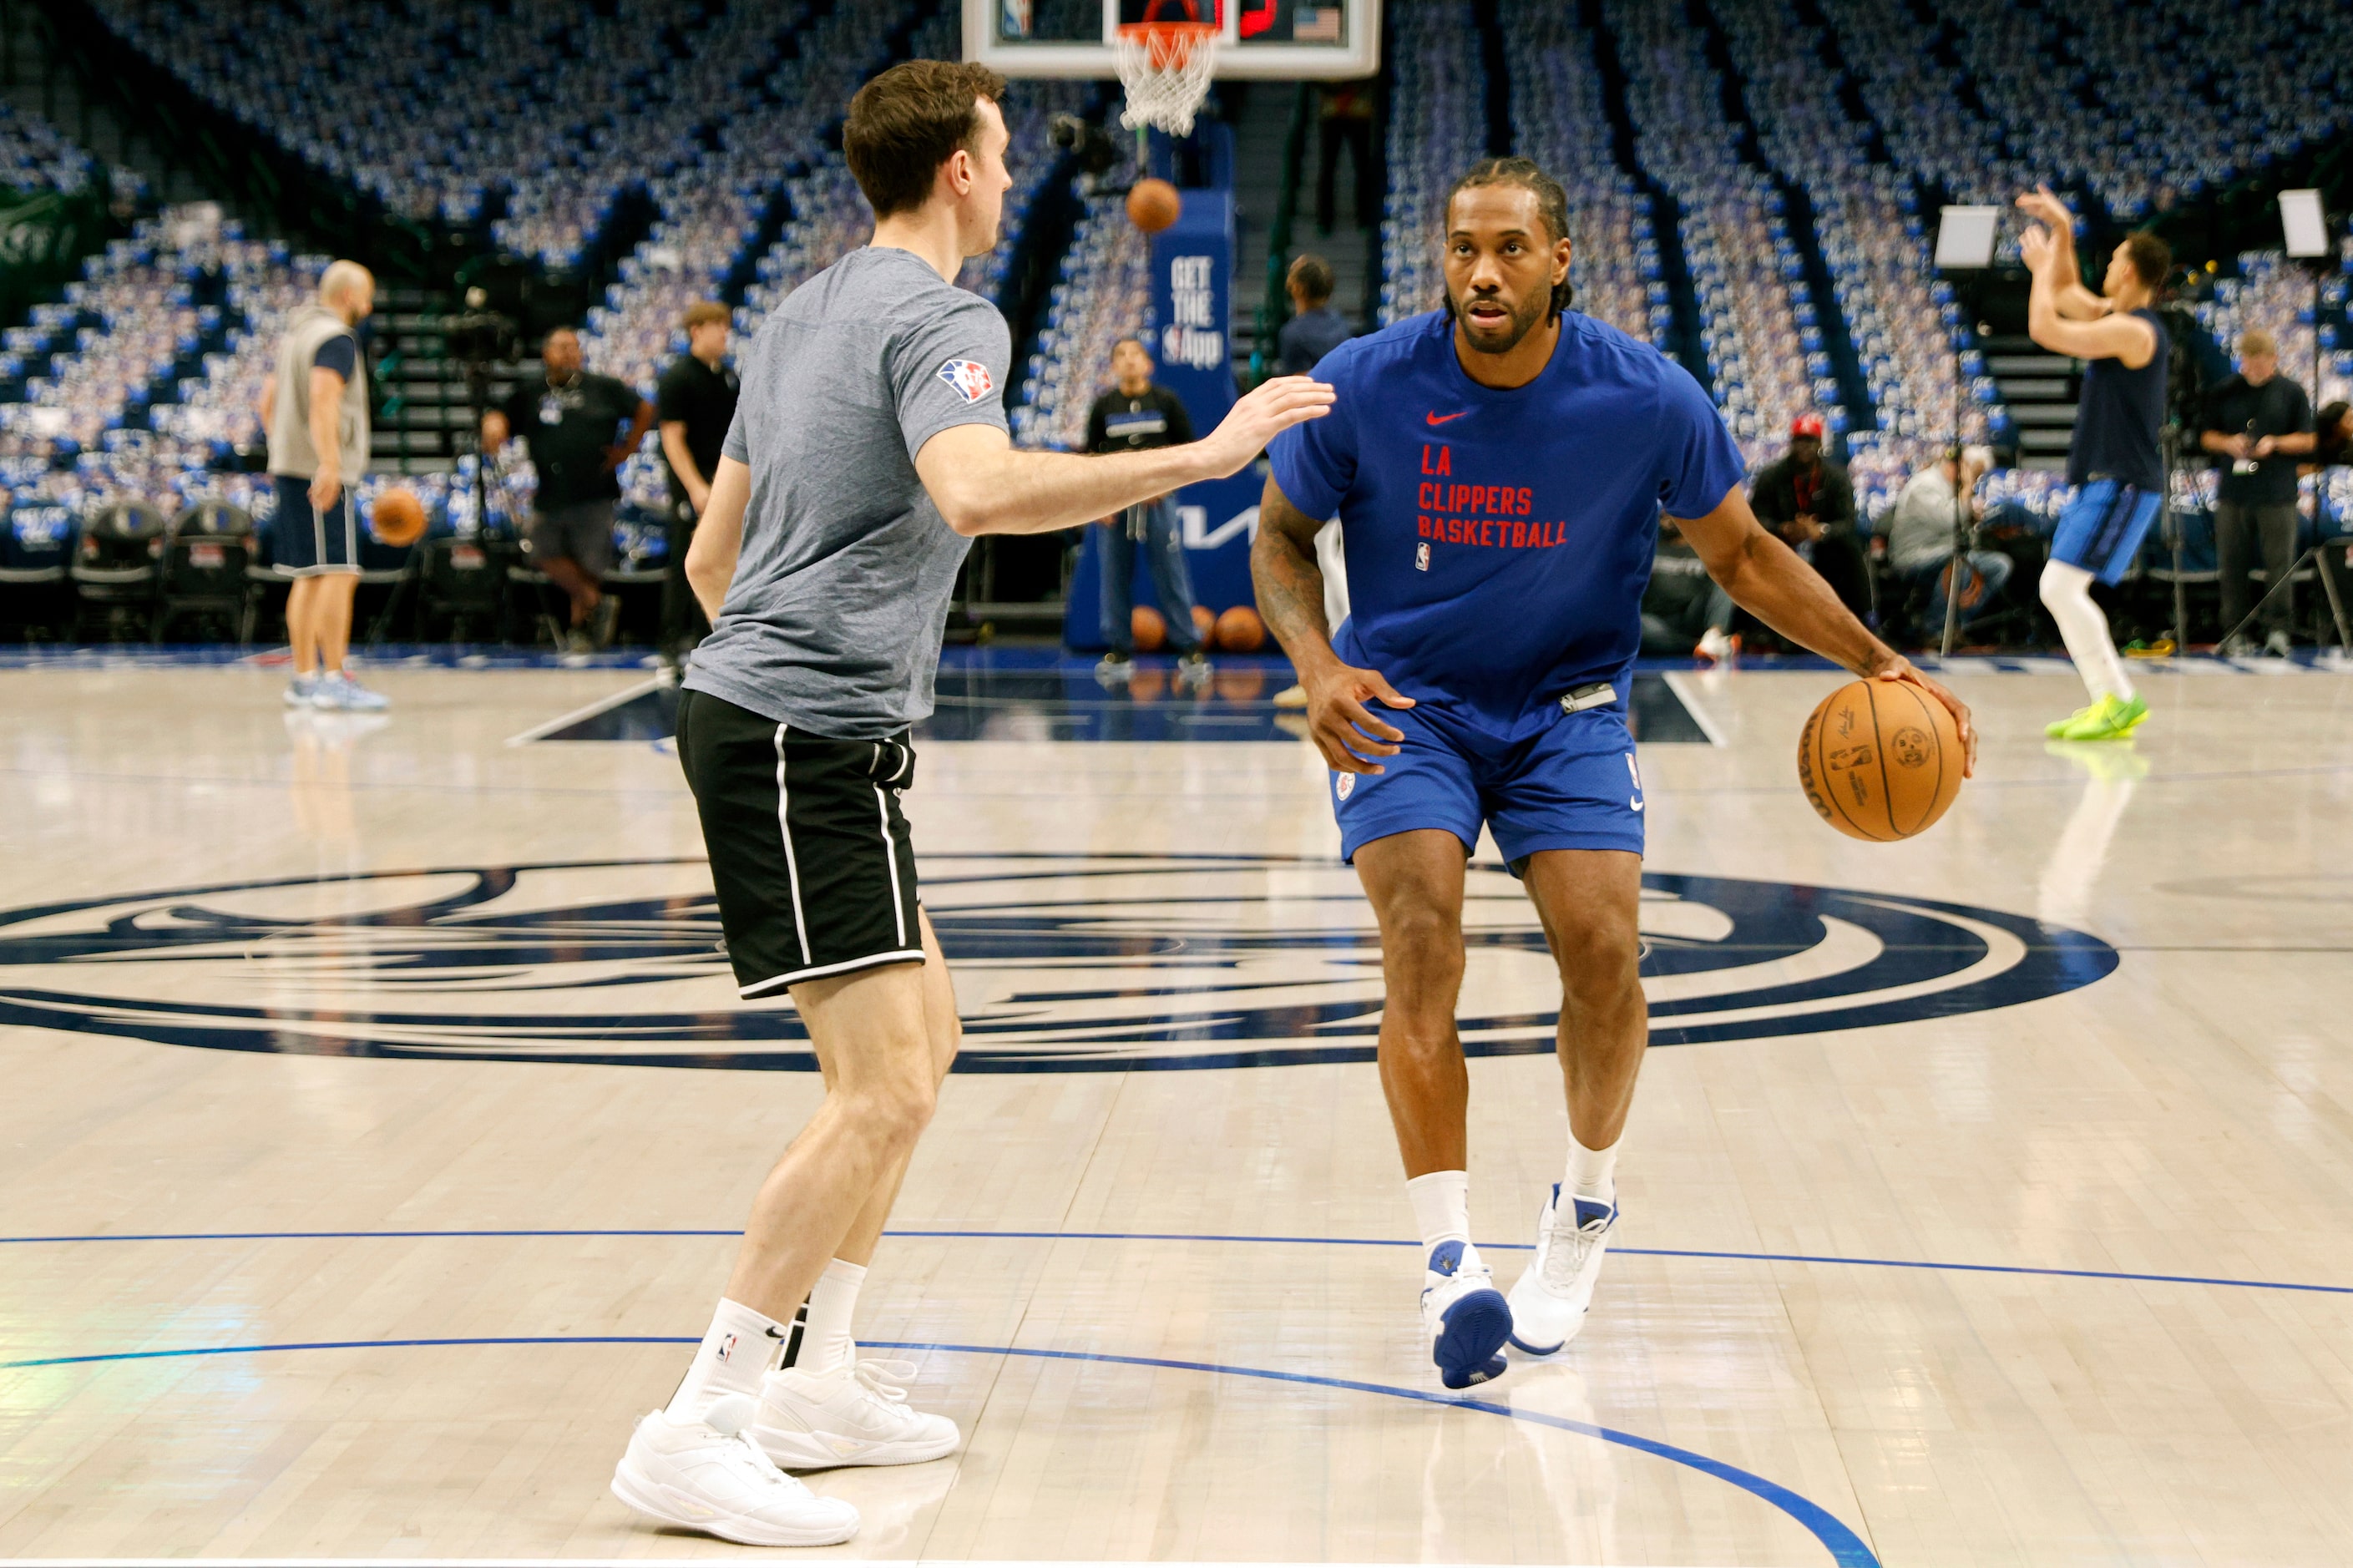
371, 487, 428, 546
1214, 604, 1266, 651
1132, 604, 1166, 651
1127, 178, 1182, 234
1798, 679, 1965, 841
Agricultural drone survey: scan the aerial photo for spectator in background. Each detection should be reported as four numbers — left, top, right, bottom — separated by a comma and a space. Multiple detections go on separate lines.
2304, 399, 2350, 473
1885, 444, 2011, 633
1315, 78, 1377, 233
483, 326, 656, 651
1750, 414, 1869, 619
1642, 516, 1738, 660
655, 301, 739, 661
259, 259, 387, 711
1086, 336, 1210, 686
1278, 253, 1354, 376
1270, 253, 1357, 708
2200, 328, 2314, 656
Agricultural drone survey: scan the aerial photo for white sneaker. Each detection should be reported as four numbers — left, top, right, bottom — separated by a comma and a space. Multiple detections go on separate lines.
311, 671, 390, 711
1419, 1240, 1510, 1389
283, 675, 318, 706
1506, 1182, 1619, 1356
1695, 627, 1739, 664
610, 1393, 859, 1546
2265, 629, 2293, 658
1272, 682, 1308, 708
752, 1356, 959, 1470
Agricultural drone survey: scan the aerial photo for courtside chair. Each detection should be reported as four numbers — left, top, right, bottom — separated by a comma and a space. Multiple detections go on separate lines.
154, 500, 255, 645
70, 499, 166, 642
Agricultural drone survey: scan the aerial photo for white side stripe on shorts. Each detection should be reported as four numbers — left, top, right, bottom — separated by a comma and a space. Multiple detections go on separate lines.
874, 785, 908, 948
772, 724, 812, 967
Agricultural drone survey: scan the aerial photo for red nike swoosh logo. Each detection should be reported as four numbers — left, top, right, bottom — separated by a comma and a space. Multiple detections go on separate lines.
1425, 411, 1468, 425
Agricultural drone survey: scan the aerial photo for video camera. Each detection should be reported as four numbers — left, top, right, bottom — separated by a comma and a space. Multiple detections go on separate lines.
1049, 113, 1122, 179
442, 287, 521, 367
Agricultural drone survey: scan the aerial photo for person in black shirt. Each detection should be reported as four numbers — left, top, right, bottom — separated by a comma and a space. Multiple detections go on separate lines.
2199, 328, 2315, 655
1277, 253, 1354, 377
483, 326, 656, 649
2308, 400, 2352, 472
1085, 336, 1209, 683
1748, 414, 1870, 620
655, 301, 740, 658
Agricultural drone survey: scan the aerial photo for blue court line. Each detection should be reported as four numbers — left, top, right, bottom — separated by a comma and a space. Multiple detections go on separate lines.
3, 1225, 2346, 1298
0, 1333, 1877, 1567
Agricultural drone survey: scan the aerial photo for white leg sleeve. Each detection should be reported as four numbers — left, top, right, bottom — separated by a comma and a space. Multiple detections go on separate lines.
2039, 559, 2133, 703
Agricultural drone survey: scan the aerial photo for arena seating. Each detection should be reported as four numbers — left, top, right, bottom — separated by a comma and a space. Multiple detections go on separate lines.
1495, 0, 1665, 347
1374, 2, 1485, 327
1010, 152, 1154, 453
0, 101, 99, 196
1605, 0, 1828, 466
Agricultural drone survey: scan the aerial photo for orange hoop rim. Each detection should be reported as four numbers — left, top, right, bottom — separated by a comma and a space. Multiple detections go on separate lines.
1116, 18, 1218, 65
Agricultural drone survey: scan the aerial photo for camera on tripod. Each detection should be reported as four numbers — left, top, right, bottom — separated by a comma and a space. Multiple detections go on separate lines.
442, 288, 520, 368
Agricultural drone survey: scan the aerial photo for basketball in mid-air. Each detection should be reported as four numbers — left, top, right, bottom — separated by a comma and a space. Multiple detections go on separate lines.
371, 487, 428, 546
1131, 604, 1166, 651
1126, 177, 1182, 234
1215, 604, 1266, 651
1797, 679, 1964, 841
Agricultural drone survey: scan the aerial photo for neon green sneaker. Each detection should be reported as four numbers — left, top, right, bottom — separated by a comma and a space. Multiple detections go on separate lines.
2044, 702, 2097, 738
2056, 692, 2148, 741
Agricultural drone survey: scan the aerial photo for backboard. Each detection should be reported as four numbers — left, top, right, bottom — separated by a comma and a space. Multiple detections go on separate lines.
967, 0, 1380, 80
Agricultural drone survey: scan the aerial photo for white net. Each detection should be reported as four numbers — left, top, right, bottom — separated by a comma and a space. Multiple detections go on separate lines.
1116, 23, 1217, 136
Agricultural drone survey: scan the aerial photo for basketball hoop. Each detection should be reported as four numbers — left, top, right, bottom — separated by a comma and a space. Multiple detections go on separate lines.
1116, 20, 1217, 137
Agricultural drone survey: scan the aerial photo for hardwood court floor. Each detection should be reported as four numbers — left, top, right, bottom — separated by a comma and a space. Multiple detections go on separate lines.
2, 655, 2350, 1565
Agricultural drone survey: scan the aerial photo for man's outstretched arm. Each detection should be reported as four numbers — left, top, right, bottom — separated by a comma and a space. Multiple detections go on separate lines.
1677, 482, 1977, 775
1251, 477, 1414, 775
915, 375, 1333, 537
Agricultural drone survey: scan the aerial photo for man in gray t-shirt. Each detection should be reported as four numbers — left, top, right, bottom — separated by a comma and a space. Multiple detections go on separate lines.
684, 244, 1009, 736
619, 59, 1334, 1549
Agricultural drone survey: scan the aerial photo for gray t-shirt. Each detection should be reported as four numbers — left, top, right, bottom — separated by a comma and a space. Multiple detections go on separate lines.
684, 245, 1011, 738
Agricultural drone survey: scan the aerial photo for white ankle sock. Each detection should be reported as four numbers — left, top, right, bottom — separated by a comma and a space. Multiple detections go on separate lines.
1405, 1170, 1472, 1254
665, 1297, 792, 1420
1566, 1131, 1618, 1202
795, 1258, 866, 1375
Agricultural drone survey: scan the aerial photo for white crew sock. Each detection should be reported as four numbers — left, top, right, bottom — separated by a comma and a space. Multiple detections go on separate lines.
1405, 1169, 1472, 1258
796, 1258, 866, 1376
1566, 1130, 1619, 1202
2040, 559, 2133, 703
665, 1297, 792, 1420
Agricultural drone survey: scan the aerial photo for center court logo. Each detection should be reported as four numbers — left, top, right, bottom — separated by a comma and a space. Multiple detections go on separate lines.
0, 854, 2115, 1073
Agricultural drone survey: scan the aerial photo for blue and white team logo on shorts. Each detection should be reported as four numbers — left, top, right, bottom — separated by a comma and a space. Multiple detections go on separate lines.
938, 358, 994, 402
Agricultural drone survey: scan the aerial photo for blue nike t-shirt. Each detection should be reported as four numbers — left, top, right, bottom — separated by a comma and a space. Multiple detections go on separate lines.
1269, 310, 1747, 741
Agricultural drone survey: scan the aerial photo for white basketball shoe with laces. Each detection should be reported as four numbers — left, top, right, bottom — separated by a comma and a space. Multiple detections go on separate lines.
1419, 1239, 1511, 1388
752, 1355, 960, 1469
1506, 1182, 1619, 1355
610, 1393, 860, 1546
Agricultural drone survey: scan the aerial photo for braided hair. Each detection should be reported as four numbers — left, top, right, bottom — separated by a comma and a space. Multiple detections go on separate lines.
1438, 157, 1576, 321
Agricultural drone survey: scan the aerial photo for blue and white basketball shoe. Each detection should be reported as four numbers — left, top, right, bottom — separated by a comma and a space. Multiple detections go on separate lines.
1420, 1239, 1510, 1388
1506, 1183, 1618, 1355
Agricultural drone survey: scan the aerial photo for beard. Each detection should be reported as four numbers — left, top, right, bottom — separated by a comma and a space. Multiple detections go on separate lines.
1447, 284, 1547, 355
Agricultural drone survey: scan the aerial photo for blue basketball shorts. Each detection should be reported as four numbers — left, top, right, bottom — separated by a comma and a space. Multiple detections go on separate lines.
271, 473, 360, 576
1330, 698, 1647, 873
2052, 478, 2159, 586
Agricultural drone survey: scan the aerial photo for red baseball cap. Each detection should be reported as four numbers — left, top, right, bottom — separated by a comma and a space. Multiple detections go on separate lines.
1790, 414, 1826, 438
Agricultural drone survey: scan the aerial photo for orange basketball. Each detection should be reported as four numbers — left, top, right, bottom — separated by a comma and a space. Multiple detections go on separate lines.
1215, 604, 1266, 651
1131, 604, 1166, 651
1126, 177, 1182, 234
371, 487, 427, 546
1191, 604, 1215, 645
1798, 679, 1965, 842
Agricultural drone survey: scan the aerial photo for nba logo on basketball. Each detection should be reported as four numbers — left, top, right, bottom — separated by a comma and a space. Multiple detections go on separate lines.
937, 358, 994, 402
1415, 542, 1430, 572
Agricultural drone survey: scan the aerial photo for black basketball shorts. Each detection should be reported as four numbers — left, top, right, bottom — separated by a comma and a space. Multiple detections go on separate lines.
675, 687, 923, 996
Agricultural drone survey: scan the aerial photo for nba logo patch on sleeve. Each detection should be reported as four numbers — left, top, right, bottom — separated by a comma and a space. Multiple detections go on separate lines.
938, 358, 994, 402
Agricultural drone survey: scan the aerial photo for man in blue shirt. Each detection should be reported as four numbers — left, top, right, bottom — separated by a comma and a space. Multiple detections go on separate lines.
1253, 157, 1975, 1389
